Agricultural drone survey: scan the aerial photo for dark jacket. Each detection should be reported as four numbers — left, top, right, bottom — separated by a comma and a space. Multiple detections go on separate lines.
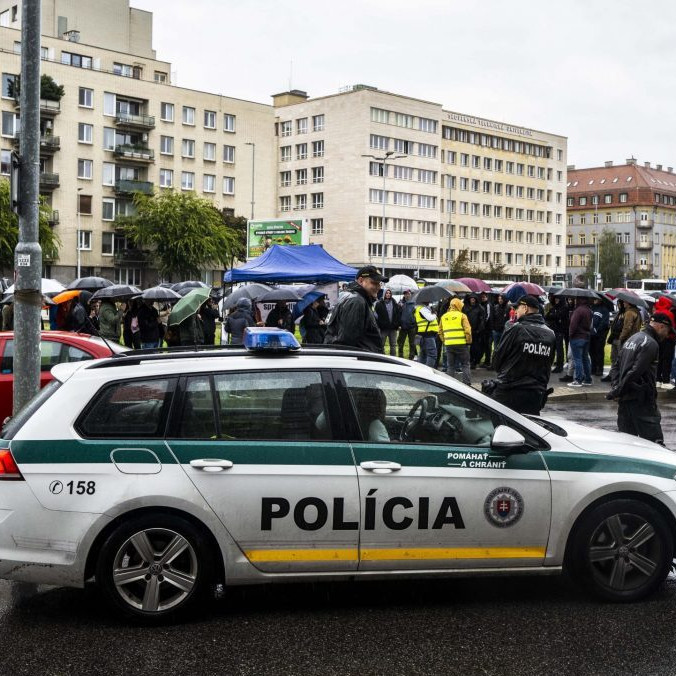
619, 305, 642, 344
545, 299, 569, 335
399, 299, 416, 330
324, 282, 383, 353
301, 306, 326, 344
68, 291, 95, 335
225, 308, 255, 345
137, 302, 160, 343
201, 304, 219, 344
265, 307, 295, 333
490, 301, 508, 332
179, 314, 205, 346
615, 326, 659, 402
568, 303, 592, 341
492, 312, 556, 391
591, 304, 610, 337
463, 295, 486, 335
374, 298, 401, 331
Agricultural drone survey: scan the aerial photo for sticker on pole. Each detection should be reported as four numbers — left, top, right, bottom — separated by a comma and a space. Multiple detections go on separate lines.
17, 254, 30, 267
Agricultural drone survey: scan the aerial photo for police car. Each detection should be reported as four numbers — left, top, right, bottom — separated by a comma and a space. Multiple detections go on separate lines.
1, 327, 675, 622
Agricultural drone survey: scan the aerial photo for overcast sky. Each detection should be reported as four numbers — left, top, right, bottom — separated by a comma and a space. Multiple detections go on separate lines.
132, 0, 676, 169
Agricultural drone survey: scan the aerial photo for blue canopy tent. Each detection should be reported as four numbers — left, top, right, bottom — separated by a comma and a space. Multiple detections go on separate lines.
224, 245, 357, 283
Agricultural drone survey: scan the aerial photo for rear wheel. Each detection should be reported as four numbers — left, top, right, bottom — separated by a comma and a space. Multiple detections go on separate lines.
569, 499, 673, 602
96, 513, 214, 622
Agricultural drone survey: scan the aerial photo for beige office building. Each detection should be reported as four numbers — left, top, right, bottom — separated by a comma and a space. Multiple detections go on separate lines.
0, 0, 276, 285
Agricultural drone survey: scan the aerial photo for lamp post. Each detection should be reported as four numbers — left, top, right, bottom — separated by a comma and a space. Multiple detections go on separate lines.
447, 172, 453, 276
245, 142, 255, 220
594, 195, 599, 289
361, 150, 406, 277
76, 186, 82, 278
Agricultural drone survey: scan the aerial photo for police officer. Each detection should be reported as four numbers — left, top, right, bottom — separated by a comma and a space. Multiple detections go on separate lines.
414, 300, 439, 367
491, 295, 556, 415
324, 265, 385, 353
607, 312, 674, 445
439, 297, 472, 385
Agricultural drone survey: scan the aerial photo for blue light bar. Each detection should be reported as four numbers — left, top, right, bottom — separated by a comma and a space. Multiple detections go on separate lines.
243, 327, 301, 352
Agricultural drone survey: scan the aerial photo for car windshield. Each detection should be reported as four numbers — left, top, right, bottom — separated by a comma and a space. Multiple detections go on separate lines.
1, 379, 62, 439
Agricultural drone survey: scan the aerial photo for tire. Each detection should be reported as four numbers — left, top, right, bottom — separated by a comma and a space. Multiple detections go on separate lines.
568, 499, 673, 602
96, 513, 215, 622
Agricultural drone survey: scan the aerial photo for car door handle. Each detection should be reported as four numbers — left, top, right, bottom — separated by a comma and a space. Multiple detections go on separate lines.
189, 459, 234, 472
360, 461, 402, 473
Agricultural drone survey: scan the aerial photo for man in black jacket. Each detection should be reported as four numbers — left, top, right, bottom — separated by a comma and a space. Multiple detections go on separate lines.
545, 294, 568, 373
374, 288, 401, 355
324, 265, 385, 353
491, 295, 556, 415
464, 294, 486, 369
607, 312, 673, 445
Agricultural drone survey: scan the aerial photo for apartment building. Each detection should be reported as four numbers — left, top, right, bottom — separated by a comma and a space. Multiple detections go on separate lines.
566, 159, 676, 280
274, 87, 567, 281
0, 0, 276, 285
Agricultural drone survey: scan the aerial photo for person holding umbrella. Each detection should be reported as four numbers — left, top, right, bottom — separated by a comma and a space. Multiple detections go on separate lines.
99, 298, 122, 343
265, 301, 295, 333
590, 295, 610, 377
301, 298, 326, 345
137, 298, 162, 349
224, 297, 255, 345
201, 297, 220, 345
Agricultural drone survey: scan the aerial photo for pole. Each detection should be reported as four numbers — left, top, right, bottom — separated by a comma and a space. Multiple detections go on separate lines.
13, 0, 42, 415
245, 142, 255, 220
381, 157, 387, 276
594, 197, 599, 289
76, 187, 82, 278
447, 172, 452, 276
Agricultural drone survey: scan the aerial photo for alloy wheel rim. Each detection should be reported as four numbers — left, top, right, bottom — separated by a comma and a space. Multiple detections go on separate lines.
587, 513, 660, 591
112, 528, 198, 612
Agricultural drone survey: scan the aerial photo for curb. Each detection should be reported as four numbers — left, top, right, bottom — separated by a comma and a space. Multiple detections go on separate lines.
548, 389, 676, 404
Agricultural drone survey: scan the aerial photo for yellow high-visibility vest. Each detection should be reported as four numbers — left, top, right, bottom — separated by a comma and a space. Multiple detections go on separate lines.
414, 305, 439, 334
440, 310, 467, 346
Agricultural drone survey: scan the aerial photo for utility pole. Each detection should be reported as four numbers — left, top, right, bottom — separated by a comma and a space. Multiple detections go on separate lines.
13, 0, 42, 415
447, 172, 453, 276
245, 142, 255, 220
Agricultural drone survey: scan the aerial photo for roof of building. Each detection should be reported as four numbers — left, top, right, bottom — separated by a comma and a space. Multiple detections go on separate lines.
567, 162, 676, 195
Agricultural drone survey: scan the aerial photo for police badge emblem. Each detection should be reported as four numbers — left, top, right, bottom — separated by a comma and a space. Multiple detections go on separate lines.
484, 487, 524, 528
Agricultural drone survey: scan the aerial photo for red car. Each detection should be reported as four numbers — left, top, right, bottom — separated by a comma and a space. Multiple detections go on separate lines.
0, 331, 128, 422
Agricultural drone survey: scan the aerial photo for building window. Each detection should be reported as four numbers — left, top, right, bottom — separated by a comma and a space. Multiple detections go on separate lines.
311, 218, 323, 235
77, 159, 93, 180
296, 143, 307, 160
78, 87, 93, 108
203, 174, 215, 193
203, 142, 216, 162
223, 145, 235, 163
370, 134, 388, 151
312, 166, 324, 184
113, 62, 136, 78
579, 197, 587, 206
78, 194, 92, 215
280, 146, 291, 162
78, 231, 92, 250
295, 194, 307, 210
102, 162, 115, 186
159, 169, 173, 188
279, 171, 291, 187
1, 111, 17, 137
204, 110, 216, 129
182, 106, 195, 125
418, 117, 437, 133
296, 168, 307, 185
368, 243, 384, 258
223, 177, 235, 195
605, 212, 612, 223
154, 71, 167, 83
312, 114, 324, 131
61, 51, 92, 69
181, 171, 195, 190
619, 193, 628, 203
223, 114, 236, 133
280, 121, 292, 137
160, 135, 174, 155
312, 140, 324, 157
0, 149, 10, 175
312, 192, 324, 209
604, 194, 612, 204
78, 122, 93, 144
297, 118, 308, 134
280, 196, 291, 212
369, 216, 384, 230
102, 198, 115, 221
418, 143, 437, 158
182, 139, 195, 158
160, 102, 174, 122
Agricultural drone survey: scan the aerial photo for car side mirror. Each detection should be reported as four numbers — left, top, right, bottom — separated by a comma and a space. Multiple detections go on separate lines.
491, 425, 527, 452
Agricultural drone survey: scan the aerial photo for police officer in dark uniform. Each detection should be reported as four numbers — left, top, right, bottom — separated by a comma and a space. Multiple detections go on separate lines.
491, 295, 556, 415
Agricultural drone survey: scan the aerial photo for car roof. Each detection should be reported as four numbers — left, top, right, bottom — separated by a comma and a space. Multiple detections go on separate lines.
0, 331, 128, 354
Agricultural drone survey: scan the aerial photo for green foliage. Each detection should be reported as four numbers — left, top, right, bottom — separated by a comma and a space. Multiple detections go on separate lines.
40, 74, 64, 101
221, 212, 247, 268
0, 179, 60, 269
584, 229, 625, 288
624, 266, 653, 281
121, 190, 242, 280
449, 248, 476, 277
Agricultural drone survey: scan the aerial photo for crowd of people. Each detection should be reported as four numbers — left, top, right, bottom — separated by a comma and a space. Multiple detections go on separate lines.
323, 266, 675, 446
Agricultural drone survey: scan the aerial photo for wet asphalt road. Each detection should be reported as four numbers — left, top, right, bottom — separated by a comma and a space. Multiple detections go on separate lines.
2, 401, 676, 676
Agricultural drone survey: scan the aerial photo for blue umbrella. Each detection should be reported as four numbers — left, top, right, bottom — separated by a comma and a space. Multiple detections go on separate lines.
292, 288, 325, 320
503, 283, 531, 303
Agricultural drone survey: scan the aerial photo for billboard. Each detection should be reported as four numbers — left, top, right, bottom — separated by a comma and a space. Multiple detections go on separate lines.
246, 218, 308, 259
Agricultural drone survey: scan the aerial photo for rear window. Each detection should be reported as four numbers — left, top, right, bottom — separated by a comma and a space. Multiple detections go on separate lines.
76, 378, 176, 438
2, 379, 62, 439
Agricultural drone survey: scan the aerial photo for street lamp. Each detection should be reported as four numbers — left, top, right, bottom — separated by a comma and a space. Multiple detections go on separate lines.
245, 142, 255, 220
447, 172, 453, 276
76, 187, 82, 278
361, 150, 406, 277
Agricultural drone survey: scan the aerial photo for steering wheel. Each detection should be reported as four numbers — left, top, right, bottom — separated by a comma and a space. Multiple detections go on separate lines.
443, 411, 464, 440
400, 396, 430, 441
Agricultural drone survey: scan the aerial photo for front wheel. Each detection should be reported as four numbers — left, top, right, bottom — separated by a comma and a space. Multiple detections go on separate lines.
96, 513, 215, 622
568, 499, 673, 602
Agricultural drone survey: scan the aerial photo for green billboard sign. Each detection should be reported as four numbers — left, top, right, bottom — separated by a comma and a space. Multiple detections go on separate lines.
246, 219, 307, 259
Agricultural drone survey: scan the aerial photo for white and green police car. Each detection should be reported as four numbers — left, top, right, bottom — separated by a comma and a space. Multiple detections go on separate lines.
1, 327, 675, 622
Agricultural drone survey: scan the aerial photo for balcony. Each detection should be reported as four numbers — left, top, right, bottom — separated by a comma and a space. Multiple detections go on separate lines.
114, 112, 155, 130
39, 172, 59, 191
636, 219, 654, 229
114, 180, 154, 196
113, 144, 154, 163
636, 240, 653, 250
12, 134, 61, 155
114, 248, 151, 267
15, 97, 61, 117
47, 209, 59, 226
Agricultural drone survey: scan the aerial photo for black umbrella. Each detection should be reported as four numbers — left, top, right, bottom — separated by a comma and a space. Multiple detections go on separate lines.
595, 292, 615, 310
412, 286, 452, 304
172, 281, 209, 293
67, 276, 114, 291
554, 287, 597, 299
257, 288, 303, 303
141, 285, 182, 302
223, 284, 272, 309
90, 284, 142, 301
614, 290, 647, 309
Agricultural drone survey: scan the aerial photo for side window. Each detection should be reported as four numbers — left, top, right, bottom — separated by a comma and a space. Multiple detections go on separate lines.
213, 371, 331, 441
177, 375, 217, 439
343, 372, 498, 446
77, 378, 175, 438
0, 339, 13, 373
63, 344, 94, 364
40, 340, 64, 371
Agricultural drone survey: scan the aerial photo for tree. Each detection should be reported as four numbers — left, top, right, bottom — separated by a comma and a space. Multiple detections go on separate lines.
10, 74, 65, 101
0, 179, 60, 270
624, 266, 653, 281
121, 190, 241, 280
449, 248, 476, 277
584, 228, 625, 288
221, 211, 247, 270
